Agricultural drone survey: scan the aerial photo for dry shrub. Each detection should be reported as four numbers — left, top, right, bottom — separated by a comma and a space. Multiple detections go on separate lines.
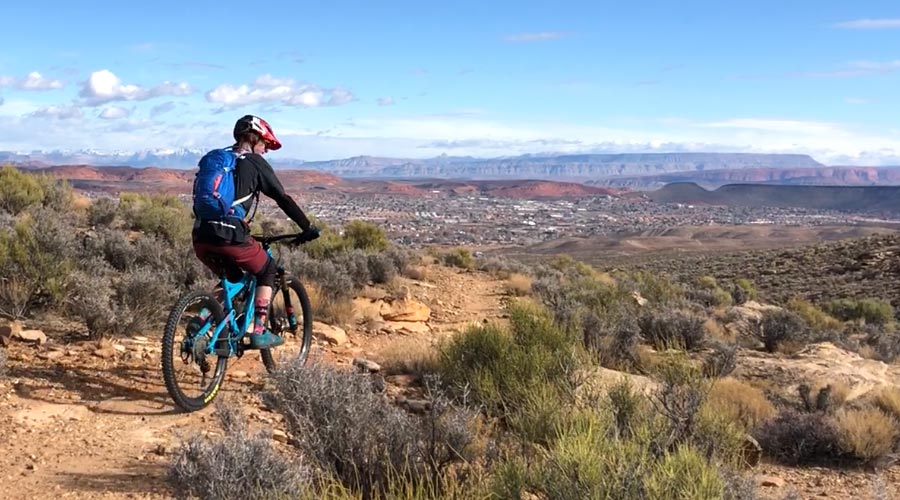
307, 283, 355, 326
703, 341, 737, 378
638, 309, 706, 351
708, 378, 776, 431
403, 265, 429, 281
504, 273, 533, 297
168, 402, 311, 499
703, 318, 734, 343
859, 345, 880, 361
0, 346, 6, 378
375, 338, 439, 378
265, 361, 480, 498
873, 387, 900, 420
757, 410, 840, 465
810, 380, 852, 412
834, 408, 899, 461
798, 381, 851, 414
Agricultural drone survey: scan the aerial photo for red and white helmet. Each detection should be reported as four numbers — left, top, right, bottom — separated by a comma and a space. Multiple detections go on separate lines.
233, 115, 282, 151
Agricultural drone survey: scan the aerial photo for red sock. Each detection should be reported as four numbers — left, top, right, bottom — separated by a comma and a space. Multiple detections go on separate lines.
253, 298, 269, 334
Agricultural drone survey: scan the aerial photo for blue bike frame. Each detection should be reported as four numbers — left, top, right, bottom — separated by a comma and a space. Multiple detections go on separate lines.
193, 246, 279, 356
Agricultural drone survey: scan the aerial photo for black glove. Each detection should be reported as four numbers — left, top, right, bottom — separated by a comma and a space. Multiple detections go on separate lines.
293, 225, 320, 245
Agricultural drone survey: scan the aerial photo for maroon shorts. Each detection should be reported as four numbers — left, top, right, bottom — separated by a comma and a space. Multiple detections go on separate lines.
193, 238, 268, 282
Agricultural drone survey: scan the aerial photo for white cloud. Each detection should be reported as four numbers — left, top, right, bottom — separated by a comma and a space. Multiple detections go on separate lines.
206, 74, 356, 109
845, 97, 868, 105
377, 96, 395, 106
0, 71, 64, 91
98, 106, 131, 120
29, 104, 83, 120
18, 72, 64, 90
503, 31, 569, 42
835, 18, 900, 29
79, 69, 193, 106
803, 60, 900, 78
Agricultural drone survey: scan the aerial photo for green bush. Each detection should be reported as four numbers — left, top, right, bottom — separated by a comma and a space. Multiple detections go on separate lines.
436, 302, 581, 427
786, 297, 842, 332
35, 175, 74, 213
342, 219, 389, 252
824, 298, 895, 326
441, 248, 475, 270
88, 197, 119, 227
756, 310, 808, 353
303, 225, 348, 260
733, 279, 758, 302
0, 166, 44, 215
0, 212, 74, 318
638, 310, 706, 351
644, 445, 725, 500
626, 271, 685, 307
117, 192, 191, 243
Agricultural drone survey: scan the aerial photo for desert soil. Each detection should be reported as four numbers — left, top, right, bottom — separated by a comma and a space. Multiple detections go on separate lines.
0, 265, 898, 500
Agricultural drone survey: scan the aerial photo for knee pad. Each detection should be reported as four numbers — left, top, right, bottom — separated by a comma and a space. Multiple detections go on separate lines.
256, 257, 277, 288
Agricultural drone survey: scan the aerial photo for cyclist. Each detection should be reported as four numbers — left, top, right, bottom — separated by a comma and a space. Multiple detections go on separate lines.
192, 114, 319, 350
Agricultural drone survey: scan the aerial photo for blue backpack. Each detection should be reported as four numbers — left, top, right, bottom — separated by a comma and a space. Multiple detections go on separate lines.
192, 148, 250, 220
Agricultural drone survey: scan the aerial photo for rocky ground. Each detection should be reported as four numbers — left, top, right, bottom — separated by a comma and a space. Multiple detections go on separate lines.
1, 265, 899, 499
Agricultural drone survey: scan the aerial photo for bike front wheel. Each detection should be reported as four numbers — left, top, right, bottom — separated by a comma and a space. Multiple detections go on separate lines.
162, 290, 229, 412
261, 275, 313, 373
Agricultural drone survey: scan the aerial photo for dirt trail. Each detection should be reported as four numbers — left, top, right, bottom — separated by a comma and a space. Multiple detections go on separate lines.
0, 266, 507, 500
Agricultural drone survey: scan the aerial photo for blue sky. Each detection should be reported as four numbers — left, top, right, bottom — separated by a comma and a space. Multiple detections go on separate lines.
1, 0, 899, 164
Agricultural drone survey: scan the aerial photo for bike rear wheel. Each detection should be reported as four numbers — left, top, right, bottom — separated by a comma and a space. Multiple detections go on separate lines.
261, 275, 313, 373
162, 290, 229, 412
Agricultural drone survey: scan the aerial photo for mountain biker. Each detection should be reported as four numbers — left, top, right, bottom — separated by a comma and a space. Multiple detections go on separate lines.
192, 114, 319, 350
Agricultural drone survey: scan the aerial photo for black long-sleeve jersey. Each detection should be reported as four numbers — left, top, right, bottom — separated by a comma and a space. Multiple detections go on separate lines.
192, 152, 311, 244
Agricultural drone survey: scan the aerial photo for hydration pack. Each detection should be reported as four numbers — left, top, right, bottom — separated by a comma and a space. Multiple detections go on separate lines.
192, 148, 251, 220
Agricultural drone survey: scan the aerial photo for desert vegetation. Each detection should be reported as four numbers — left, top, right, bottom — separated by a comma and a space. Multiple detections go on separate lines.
0, 166, 409, 335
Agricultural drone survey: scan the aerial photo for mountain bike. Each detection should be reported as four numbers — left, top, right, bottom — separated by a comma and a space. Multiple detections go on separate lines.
162, 232, 316, 412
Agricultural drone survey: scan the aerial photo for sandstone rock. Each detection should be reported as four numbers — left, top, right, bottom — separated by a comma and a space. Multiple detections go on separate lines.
352, 298, 385, 322
272, 429, 289, 444
381, 298, 431, 322
92, 347, 117, 360
724, 301, 783, 339
382, 321, 431, 335
313, 321, 349, 346
353, 358, 382, 373
737, 342, 900, 403
38, 350, 65, 361
0, 321, 24, 347
576, 367, 658, 403
14, 329, 47, 346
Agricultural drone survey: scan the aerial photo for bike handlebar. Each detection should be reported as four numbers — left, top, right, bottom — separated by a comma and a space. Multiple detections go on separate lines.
253, 231, 318, 246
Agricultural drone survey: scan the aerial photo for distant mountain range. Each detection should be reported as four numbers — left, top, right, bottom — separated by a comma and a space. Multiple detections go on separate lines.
4, 150, 899, 186
589, 166, 900, 189
647, 183, 900, 213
